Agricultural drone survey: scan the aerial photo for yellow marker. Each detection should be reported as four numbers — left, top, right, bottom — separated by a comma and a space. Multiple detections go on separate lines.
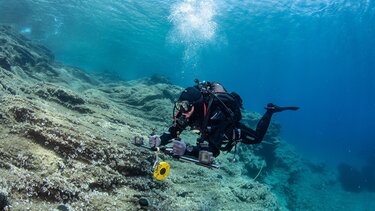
153, 161, 170, 181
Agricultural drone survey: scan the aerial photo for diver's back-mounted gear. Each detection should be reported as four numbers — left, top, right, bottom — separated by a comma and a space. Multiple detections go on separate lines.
194, 79, 242, 122
193, 79, 244, 153
194, 79, 227, 94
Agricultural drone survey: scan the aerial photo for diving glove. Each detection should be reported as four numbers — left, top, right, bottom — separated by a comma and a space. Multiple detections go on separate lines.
149, 135, 161, 148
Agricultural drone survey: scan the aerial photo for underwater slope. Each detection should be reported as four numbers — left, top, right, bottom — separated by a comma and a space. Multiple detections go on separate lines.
3, 24, 373, 211
0, 25, 281, 210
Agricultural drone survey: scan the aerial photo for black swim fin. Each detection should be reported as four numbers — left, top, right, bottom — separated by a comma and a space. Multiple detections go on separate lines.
266, 103, 299, 113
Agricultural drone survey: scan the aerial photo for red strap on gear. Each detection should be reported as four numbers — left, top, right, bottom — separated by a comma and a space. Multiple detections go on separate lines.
203, 103, 207, 117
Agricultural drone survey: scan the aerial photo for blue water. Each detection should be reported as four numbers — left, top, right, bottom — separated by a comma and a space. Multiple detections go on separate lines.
1, 0, 374, 166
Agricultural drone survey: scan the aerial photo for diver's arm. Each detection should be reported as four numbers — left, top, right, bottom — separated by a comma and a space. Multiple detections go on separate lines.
159, 115, 189, 145
159, 127, 182, 145
159, 130, 174, 146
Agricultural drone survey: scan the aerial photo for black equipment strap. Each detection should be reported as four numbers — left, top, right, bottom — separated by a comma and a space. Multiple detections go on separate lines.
201, 94, 214, 137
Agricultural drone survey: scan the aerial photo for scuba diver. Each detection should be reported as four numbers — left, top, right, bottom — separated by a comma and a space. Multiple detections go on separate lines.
149, 80, 299, 164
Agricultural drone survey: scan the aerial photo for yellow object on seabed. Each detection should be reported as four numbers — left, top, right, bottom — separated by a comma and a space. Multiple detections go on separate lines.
152, 147, 171, 181
153, 161, 170, 181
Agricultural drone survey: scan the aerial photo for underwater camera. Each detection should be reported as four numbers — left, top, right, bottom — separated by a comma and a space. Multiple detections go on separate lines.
199, 150, 214, 164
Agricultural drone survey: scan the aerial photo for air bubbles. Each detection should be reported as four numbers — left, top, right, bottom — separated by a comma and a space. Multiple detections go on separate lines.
168, 0, 218, 77
169, 0, 217, 44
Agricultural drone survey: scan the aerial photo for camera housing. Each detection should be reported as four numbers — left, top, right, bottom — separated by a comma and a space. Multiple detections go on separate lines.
199, 150, 214, 164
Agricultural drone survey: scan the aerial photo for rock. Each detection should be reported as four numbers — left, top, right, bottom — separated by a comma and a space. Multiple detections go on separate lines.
33, 84, 92, 113
148, 74, 171, 85
10, 106, 35, 122
138, 197, 149, 207
0, 56, 11, 70
0, 192, 9, 210
57, 204, 69, 211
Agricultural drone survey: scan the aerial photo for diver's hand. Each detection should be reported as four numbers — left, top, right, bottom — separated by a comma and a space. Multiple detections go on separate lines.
176, 115, 189, 127
172, 140, 186, 156
149, 135, 161, 148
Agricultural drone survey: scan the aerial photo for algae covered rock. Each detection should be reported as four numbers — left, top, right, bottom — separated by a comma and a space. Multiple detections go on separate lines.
0, 192, 9, 210
0, 25, 54, 71
0, 25, 286, 210
32, 83, 93, 114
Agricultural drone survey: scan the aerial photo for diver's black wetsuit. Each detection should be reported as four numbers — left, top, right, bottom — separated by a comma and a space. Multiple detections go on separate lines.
159, 95, 275, 157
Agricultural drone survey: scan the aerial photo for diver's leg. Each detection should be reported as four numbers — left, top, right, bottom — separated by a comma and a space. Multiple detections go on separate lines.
265, 103, 299, 112
253, 110, 273, 142
240, 103, 299, 144
237, 122, 261, 144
